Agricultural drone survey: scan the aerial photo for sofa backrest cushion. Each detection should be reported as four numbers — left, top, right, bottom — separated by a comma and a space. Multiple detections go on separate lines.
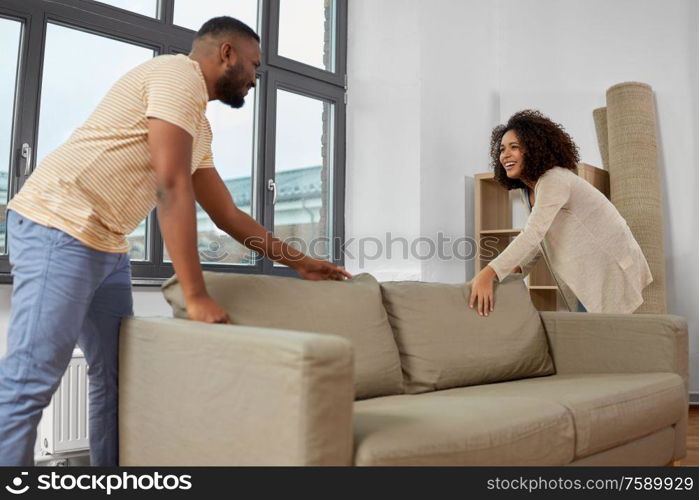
162, 272, 403, 399
380, 276, 554, 393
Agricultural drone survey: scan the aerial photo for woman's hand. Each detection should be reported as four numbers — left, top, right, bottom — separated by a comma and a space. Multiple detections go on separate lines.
466, 265, 497, 317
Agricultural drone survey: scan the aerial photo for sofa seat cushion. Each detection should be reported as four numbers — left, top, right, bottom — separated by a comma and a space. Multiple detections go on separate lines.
162, 272, 403, 399
424, 372, 686, 459
569, 427, 676, 466
353, 394, 575, 465
380, 276, 554, 393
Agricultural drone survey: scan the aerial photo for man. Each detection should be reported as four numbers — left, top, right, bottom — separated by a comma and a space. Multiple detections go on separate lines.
0, 16, 350, 466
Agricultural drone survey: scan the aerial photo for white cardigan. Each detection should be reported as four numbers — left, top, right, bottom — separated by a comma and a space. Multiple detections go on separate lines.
489, 167, 652, 313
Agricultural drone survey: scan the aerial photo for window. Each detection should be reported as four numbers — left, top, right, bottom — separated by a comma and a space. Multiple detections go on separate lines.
273, 89, 333, 262
163, 89, 259, 266
37, 23, 154, 261
0, 0, 347, 284
278, 0, 335, 71
37, 24, 154, 164
95, 0, 159, 18
173, 0, 259, 33
0, 16, 21, 254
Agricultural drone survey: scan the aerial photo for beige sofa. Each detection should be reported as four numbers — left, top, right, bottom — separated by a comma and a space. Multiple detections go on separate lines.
118, 273, 688, 466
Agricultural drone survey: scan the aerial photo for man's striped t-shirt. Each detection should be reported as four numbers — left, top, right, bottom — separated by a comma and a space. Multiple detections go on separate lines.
8, 54, 215, 253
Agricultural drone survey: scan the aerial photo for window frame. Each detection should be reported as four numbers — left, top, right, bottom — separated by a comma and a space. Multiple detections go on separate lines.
264, 70, 346, 276
268, 0, 348, 86
0, 0, 348, 285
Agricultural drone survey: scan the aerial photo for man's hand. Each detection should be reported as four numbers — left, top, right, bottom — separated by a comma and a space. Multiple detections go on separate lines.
466, 265, 497, 317
149, 118, 224, 321
295, 257, 353, 281
186, 294, 231, 324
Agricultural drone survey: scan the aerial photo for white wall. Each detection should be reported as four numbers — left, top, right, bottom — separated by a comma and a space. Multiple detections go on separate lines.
418, 1, 500, 283
347, 0, 500, 282
347, 0, 698, 396
345, 0, 423, 281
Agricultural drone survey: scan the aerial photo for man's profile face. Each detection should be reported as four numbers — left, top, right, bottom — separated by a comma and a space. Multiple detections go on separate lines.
216, 37, 261, 108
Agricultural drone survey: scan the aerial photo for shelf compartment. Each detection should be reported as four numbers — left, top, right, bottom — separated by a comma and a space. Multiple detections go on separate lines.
476, 175, 512, 232
478, 234, 517, 265
529, 257, 557, 287
529, 288, 559, 311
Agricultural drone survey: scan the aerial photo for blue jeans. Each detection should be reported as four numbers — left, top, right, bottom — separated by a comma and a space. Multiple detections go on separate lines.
0, 211, 132, 466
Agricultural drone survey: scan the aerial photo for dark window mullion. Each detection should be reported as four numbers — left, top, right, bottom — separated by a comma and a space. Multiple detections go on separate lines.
159, 0, 174, 25
145, 211, 165, 281
336, 0, 348, 82
332, 84, 346, 267
10, 2, 45, 197
249, 69, 269, 272
265, 0, 280, 66
258, 0, 270, 60
260, 68, 278, 276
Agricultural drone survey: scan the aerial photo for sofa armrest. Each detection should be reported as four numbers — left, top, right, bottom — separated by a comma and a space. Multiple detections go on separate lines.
541, 312, 690, 462
119, 317, 354, 465
540, 312, 688, 389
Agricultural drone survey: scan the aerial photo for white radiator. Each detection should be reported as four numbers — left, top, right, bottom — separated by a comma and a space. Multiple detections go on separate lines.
40, 349, 90, 455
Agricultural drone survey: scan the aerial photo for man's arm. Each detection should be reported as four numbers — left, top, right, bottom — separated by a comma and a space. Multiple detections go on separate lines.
147, 118, 230, 323
192, 167, 352, 281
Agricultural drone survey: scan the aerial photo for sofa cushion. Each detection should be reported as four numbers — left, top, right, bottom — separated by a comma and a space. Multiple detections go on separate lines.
426, 372, 686, 459
380, 276, 554, 393
353, 393, 575, 465
570, 428, 675, 466
162, 272, 403, 399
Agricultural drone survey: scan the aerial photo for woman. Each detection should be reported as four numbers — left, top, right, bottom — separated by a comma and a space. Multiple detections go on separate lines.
468, 110, 652, 316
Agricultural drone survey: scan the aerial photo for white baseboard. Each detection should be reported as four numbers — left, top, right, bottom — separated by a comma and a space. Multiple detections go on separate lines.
690, 392, 699, 406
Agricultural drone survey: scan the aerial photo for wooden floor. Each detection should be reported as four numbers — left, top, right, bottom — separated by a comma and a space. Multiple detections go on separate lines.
683, 407, 699, 466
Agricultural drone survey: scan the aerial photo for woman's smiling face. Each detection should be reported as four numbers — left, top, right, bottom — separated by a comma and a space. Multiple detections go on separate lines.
499, 129, 525, 180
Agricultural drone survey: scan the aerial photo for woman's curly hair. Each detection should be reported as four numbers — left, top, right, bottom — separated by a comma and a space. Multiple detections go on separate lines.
490, 110, 580, 190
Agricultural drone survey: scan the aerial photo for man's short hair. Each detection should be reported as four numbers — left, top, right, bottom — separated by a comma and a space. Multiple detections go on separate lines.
195, 16, 260, 43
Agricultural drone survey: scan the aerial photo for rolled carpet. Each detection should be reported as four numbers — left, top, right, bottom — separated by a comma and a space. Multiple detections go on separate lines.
606, 82, 666, 313
593, 107, 609, 170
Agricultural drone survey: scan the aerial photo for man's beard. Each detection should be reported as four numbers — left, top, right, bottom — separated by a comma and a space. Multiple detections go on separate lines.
215, 62, 249, 109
